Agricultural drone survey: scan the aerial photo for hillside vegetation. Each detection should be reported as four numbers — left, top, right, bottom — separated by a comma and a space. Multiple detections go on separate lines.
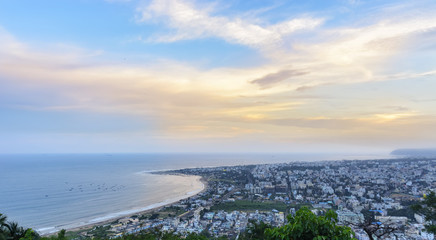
0, 208, 356, 240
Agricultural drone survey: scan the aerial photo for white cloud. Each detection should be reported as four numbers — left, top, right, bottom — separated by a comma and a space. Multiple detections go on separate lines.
136, 0, 323, 50
2, 0, 436, 151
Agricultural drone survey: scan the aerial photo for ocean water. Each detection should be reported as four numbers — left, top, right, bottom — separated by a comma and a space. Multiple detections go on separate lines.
0, 153, 393, 233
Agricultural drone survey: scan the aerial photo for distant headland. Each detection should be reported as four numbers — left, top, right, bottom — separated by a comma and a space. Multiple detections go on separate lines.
391, 148, 436, 157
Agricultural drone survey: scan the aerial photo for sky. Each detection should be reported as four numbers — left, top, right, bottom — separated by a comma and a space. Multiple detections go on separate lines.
1, 0, 436, 154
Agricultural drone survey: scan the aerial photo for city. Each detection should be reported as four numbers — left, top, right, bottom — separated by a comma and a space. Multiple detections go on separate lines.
2, 0, 436, 240
77, 158, 435, 240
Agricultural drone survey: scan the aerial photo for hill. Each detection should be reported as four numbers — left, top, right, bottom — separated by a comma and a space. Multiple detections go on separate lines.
391, 148, 436, 157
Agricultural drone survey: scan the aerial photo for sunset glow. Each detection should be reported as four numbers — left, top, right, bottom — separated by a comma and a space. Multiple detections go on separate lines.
1, 0, 436, 153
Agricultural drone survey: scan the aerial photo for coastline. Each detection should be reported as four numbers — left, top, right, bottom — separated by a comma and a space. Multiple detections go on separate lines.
39, 174, 207, 236
20, 154, 397, 236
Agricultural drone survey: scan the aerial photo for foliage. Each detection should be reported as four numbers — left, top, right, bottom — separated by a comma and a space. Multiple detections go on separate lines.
239, 220, 271, 240
1, 209, 358, 240
412, 191, 436, 234
19, 229, 40, 240
87, 225, 112, 239
210, 200, 288, 212
0, 213, 39, 240
5, 222, 27, 240
40, 229, 67, 240
387, 207, 415, 219
141, 207, 187, 220
117, 228, 225, 240
265, 207, 356, 240
0, 214, 7, 240
351, 209, 399, 240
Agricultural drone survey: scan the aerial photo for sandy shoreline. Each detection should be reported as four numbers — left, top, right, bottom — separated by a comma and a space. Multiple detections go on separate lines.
40, 174, 207, 236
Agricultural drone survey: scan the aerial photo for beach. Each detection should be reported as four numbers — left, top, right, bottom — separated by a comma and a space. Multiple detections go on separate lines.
37, 174, 206, 235
60, 175, 208, 235
0, 153, 390, 235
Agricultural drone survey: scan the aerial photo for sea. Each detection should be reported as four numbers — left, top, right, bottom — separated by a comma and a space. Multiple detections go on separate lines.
0, 153, 394, 234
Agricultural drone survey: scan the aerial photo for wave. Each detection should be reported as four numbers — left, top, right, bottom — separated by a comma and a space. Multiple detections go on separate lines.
36, 176, 204, 235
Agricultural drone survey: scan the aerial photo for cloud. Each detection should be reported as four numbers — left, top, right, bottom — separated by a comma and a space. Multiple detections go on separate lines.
267, 117, 361, 129
307, 16, 436, 67
382, 106, 410, 112
295, 85, 315, 92
2, 0, 436, 152
346, 0, 362, 5
136, 0, 323, 50
250, 69, 309, 89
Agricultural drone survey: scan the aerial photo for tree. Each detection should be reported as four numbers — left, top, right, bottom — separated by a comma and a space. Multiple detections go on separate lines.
0, 213, 39, 240
265, 207, 356, 240
4, 222, 26, 240
18, 229, 39, 240
239, 220, 272, 240
0, 214, 7, 240
412, 191, 436, 234
56, 229, 66, 240
0, 214, 6, 227
345, 209, 399, 240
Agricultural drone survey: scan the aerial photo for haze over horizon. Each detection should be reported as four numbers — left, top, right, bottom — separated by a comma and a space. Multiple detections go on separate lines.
1, 0, 436, 154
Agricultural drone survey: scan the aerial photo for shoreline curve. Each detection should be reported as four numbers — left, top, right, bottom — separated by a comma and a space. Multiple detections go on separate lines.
38, 174, 206, 236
